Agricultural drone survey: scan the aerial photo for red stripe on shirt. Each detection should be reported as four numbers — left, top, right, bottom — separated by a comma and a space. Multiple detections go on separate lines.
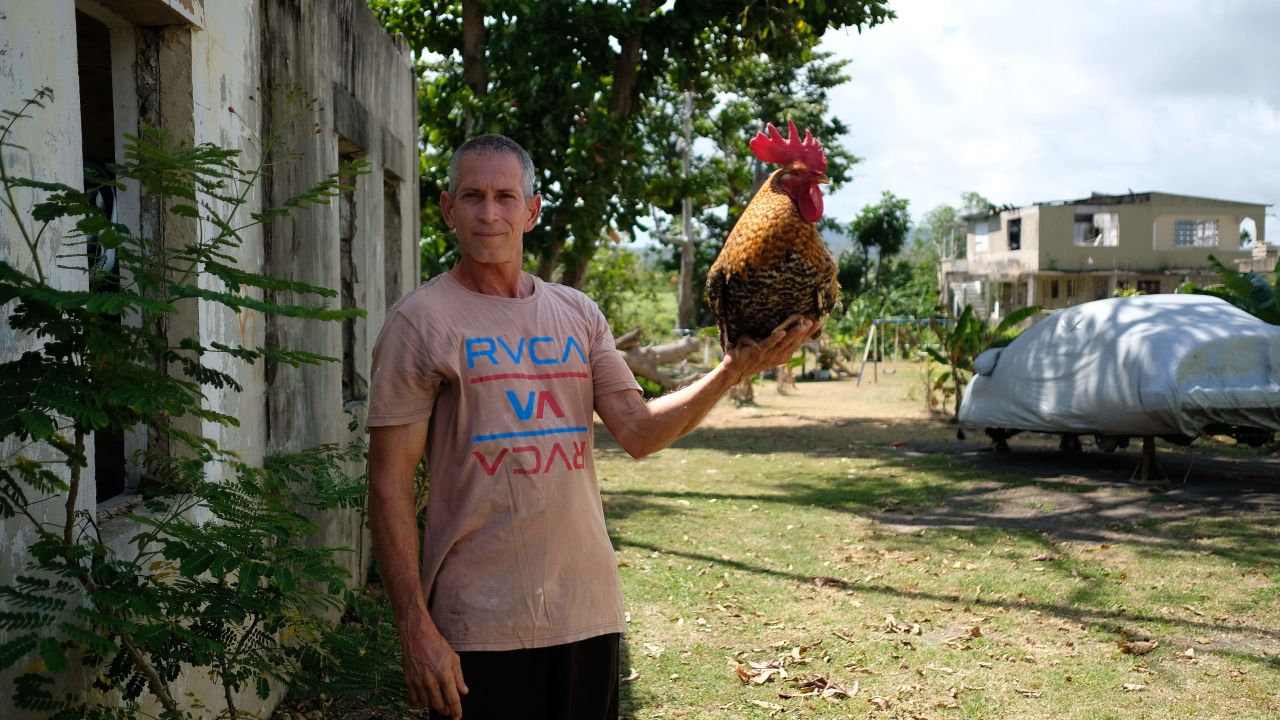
468, 372, 590, 384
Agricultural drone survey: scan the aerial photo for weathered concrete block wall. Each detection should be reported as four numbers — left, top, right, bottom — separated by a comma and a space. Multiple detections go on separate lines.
0, 0, 417, 715
259, 0, 420, 588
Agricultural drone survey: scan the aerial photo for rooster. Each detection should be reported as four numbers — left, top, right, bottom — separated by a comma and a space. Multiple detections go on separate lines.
706, 120, 840, 351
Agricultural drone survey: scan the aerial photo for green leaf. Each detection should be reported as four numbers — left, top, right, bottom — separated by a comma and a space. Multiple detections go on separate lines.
17, 411, 56, 440
58, 622, 118, 656
37, 637, 67, 673
0, 634, 38, 670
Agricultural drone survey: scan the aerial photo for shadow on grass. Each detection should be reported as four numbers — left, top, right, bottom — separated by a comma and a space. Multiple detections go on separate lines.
599, 416, 1280, 570
599, 416, 1280, 668
612, 535, 1280, 667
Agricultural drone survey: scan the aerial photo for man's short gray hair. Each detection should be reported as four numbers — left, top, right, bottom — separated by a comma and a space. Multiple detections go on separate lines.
447, 134, 537, 200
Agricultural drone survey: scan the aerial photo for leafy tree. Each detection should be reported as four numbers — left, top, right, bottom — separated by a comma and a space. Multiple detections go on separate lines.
916, 191, 992, 263
851, 190, 911, 292
367, 0, 893, 288
581, 244, 669, 339
0, 89, 377, 718
836, 243, 873, 303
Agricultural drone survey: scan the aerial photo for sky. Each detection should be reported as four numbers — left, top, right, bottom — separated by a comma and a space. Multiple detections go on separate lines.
816, 0, 1280, 244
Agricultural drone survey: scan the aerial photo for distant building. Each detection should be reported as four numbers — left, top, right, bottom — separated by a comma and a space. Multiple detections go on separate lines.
1238, 241, 1279, 276
939, 191, 1268, 319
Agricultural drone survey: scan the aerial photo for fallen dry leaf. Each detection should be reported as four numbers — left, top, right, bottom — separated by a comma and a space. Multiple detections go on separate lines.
1118, 640, 1159, 655
1176, 648, 1196, 661
884, 613, 923, 635
737, 660, 788, 685
644, 643, 665, 659
833, 630, 859, 643
1030, 553, 1057, 562
1014, 687, 1042, 698
778, 676, 857, 702
620, 669, 640, 683
1123, 683, 1146, 692
869, 696, 892, 710
747, 699, 784, 712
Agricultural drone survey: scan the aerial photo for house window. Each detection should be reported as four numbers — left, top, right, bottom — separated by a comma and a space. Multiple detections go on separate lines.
973, 221, 989, 253
1007, 217, 1021, 251
1066, 280, 1076, 298
1174, 219, 1219, 247
383, 177, 403, 310
1137, 279, 1161, 294
1094, 278, 1109, 300
77, 10, 128, 503
1050, 279, 1059, 299
339, 141, 368, 408
1074, 212, 1119, 246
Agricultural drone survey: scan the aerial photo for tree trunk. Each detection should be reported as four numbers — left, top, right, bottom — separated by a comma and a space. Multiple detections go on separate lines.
536, 209, 572, 281
728, 377, 755, 404
461, 0, 488, 136
614, 330, 702, 390
675, 91, 697, 330
461, 0, 487, 96
607, 0, 652, 117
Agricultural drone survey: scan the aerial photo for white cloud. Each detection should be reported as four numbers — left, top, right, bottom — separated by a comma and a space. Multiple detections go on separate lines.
818, 0, 1280, 242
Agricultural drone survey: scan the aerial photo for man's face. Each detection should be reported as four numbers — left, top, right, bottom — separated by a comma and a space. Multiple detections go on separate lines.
440, 152, 541, 266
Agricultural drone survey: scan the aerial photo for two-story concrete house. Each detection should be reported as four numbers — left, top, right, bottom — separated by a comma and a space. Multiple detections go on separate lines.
940, 191, 1268, 319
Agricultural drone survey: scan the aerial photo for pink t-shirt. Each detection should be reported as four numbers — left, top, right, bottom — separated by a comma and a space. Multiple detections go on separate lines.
367, 272, 641, 651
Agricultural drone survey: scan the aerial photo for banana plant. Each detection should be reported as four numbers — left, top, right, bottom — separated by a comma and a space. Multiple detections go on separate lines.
1180, 254, 1280, 325
926, 304, 1042, 418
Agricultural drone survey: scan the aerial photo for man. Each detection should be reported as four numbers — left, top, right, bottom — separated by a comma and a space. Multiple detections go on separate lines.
366, 134, 812, 719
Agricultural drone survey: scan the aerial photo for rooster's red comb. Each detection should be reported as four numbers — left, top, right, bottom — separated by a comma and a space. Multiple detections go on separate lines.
749, 119, 827, 174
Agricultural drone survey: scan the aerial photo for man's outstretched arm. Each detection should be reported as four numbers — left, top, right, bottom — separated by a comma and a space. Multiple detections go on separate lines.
368, 422, 468, 718
595, 319, 814, 458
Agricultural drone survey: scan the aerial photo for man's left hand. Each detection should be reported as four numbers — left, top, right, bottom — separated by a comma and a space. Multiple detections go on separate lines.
722, 318, 816, 384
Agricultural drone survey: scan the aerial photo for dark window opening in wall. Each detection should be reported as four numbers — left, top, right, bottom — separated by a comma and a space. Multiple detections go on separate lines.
1066, 280, 1076, 298
339, 141, 367, 407
1137, 279, 1161, 295
383, 176, 403, 310
77, 10, 126, 503
1094, 278, 1109, 300
1007, 217, 1021, 251
1074, 212, 1119, 246
1050, 279, 1059, 299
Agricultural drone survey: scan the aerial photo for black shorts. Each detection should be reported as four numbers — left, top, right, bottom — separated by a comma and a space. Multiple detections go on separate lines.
428, 632, 620, 720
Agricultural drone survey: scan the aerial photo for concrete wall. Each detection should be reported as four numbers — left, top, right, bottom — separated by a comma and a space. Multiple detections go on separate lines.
0, 0, 417, 715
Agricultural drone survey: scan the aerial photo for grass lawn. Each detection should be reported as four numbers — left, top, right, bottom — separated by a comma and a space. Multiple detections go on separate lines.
598, 362, 1280, 719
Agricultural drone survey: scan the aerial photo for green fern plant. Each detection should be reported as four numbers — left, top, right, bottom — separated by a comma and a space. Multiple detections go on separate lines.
0, 87, 372, 718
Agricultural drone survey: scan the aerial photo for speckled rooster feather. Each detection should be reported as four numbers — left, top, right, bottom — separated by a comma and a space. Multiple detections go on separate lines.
706, 121, 840, 351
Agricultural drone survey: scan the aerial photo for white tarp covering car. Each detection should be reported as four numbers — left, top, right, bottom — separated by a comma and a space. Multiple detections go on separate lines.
959, 294, 1280, 439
